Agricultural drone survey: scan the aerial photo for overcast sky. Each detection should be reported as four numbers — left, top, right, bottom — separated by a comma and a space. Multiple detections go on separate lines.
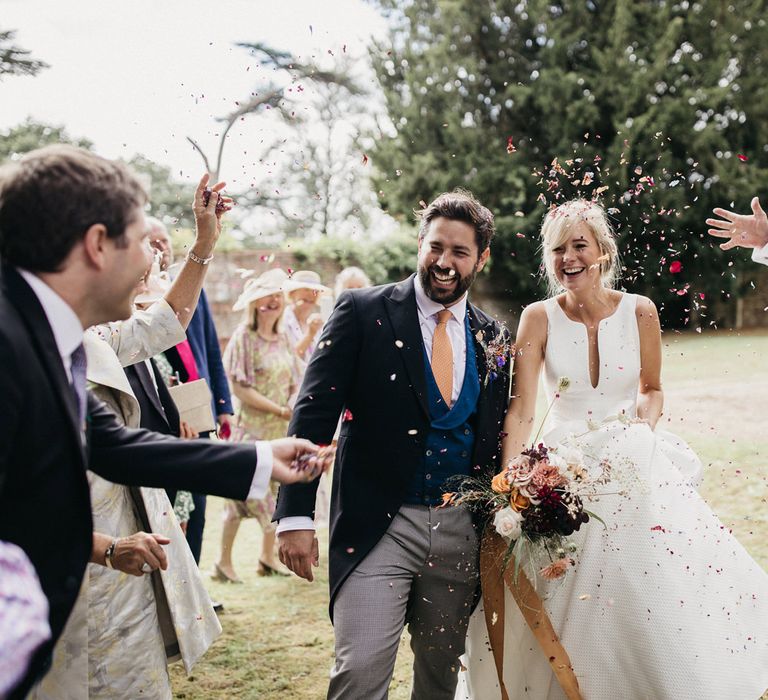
1, 0, 388, 191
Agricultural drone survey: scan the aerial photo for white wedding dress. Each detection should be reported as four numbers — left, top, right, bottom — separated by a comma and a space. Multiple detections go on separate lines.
456, 293, 768, 699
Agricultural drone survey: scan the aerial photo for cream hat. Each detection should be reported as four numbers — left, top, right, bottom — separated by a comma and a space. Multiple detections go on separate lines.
134, 261, 171, 305
284, 270, 331, 295
232, 268, 289, 311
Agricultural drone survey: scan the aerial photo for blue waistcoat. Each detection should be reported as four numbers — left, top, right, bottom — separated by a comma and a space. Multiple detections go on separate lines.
403, 316, 481, 506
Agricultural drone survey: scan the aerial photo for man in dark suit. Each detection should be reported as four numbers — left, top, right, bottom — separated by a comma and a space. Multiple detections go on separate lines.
0, 145, 329, 698
275, 191, 512, 699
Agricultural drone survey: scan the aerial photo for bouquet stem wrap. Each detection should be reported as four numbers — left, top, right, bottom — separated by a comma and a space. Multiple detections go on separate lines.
480, 529, 583, 700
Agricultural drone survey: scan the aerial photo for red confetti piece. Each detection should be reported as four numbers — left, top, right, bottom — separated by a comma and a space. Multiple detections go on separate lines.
650, 525, 666, 532
362, 154, 369, 165
737, 154, 748, 162
506, 136, 516, 154
342, 409, 354, 422
669, 261, 682, 274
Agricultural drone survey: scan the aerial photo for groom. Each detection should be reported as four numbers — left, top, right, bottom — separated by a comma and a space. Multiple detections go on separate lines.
276, 190, 511, 699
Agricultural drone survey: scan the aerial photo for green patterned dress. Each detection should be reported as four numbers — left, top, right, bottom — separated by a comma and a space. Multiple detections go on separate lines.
222, 323, 300, 525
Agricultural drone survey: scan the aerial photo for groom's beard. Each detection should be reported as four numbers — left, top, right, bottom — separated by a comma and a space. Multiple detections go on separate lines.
417, 261, 479, 305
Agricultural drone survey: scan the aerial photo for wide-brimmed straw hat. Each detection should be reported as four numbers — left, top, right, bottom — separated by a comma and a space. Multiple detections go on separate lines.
232, 268, 290, 311
284, 270, 331, 295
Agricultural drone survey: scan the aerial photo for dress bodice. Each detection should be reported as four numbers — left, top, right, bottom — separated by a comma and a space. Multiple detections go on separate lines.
543, 292, 640, 426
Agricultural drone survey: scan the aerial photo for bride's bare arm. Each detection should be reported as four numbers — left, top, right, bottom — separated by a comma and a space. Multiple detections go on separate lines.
501, 302, 547, 462
635, 295, 663, 429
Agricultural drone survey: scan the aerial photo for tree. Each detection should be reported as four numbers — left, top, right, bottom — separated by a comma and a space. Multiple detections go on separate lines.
261, 55, 379, 238
127, 155, 195, 229
187, 43, 358, 183
187, 43, 380, 239
0, 28, 48, 79
369, 0, 768, 326
0, 119, 92, 161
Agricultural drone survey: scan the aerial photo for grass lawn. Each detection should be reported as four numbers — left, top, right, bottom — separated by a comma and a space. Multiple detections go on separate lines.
171, 329, 768, 699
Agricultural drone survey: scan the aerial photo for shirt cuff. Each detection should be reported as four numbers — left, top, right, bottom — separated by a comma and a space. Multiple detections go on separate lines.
247, 441, 273, 500
276, 516, 316, 535
751, 242, 768, 265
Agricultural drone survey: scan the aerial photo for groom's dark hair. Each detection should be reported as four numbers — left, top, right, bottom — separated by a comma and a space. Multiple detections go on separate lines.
416, 189, 495, 253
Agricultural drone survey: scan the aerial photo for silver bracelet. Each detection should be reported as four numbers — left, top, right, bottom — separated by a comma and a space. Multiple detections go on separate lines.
187, 250, 214, 265
105, 539, 118, 569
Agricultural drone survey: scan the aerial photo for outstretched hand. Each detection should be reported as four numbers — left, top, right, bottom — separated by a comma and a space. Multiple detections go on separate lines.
706, 197, 768, 251
269, 437, 335, 485
111, 532, 171, 577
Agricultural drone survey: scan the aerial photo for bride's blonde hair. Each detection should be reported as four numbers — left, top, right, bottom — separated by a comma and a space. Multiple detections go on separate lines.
539, 199, 620, 297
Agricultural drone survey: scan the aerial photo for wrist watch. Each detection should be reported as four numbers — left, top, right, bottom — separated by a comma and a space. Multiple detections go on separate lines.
104, 539, 118, 569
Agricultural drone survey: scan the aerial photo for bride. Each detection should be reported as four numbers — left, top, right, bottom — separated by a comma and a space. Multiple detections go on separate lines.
456, 199, 768, 699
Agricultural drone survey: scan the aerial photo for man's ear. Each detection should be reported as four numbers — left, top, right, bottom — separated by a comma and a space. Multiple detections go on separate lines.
81, 224, 109, 270
476, 247, 490, 273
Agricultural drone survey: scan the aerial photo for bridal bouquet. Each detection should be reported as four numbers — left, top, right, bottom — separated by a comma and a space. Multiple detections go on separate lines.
443, 377, 609, 582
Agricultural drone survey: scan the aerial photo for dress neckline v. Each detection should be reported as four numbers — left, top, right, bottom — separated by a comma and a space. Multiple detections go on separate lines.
552, 291, 626, 329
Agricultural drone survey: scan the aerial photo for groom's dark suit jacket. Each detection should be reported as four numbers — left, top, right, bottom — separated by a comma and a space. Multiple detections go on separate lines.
0, 264, 258, 697
275, 275, 511, 616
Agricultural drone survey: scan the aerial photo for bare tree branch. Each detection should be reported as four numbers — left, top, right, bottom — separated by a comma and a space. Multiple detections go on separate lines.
186, 136, 212, 174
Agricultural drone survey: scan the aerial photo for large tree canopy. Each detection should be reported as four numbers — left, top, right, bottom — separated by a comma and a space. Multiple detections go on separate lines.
369, 0, 768, 325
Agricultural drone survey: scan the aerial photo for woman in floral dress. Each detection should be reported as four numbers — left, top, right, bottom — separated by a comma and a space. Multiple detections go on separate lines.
213, 268, 301, 582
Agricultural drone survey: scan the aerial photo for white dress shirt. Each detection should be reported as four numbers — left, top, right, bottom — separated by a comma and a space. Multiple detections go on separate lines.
752, 242, 768, 266
413, 274, 467, 403
277, 276, 470, 535
18, 269, 273, 500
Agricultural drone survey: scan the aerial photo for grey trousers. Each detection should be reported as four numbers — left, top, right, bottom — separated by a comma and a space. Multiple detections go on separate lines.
328, 504, 480, 700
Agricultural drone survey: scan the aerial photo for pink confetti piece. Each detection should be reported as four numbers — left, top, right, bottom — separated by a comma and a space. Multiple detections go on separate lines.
506, 137, 517, 154
737, 154, 748, 162
669, 261, 682, 274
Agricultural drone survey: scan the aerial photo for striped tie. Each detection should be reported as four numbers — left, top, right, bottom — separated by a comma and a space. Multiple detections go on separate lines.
431, 309, 453, 406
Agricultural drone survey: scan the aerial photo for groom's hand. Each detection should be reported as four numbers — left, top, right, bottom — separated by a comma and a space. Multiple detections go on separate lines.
278, 530, 319, 581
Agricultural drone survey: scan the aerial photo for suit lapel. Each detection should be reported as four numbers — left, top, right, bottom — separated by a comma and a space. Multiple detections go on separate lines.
2, 265, 85, 458
467, 304, 491, 388
132, 360, 169, 427
383, 275, 429, 418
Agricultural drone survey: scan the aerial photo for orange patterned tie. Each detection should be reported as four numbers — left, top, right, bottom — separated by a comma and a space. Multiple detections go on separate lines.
431, 309, 454, 406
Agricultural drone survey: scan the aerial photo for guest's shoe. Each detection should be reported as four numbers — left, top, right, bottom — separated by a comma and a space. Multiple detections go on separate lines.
211, 562, 243, 584
257, 560, 290, 577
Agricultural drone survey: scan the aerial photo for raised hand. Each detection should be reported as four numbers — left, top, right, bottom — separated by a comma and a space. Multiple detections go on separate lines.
706, 197, 768, 251
191, 173, 233, 253
278, 530, 319, 582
